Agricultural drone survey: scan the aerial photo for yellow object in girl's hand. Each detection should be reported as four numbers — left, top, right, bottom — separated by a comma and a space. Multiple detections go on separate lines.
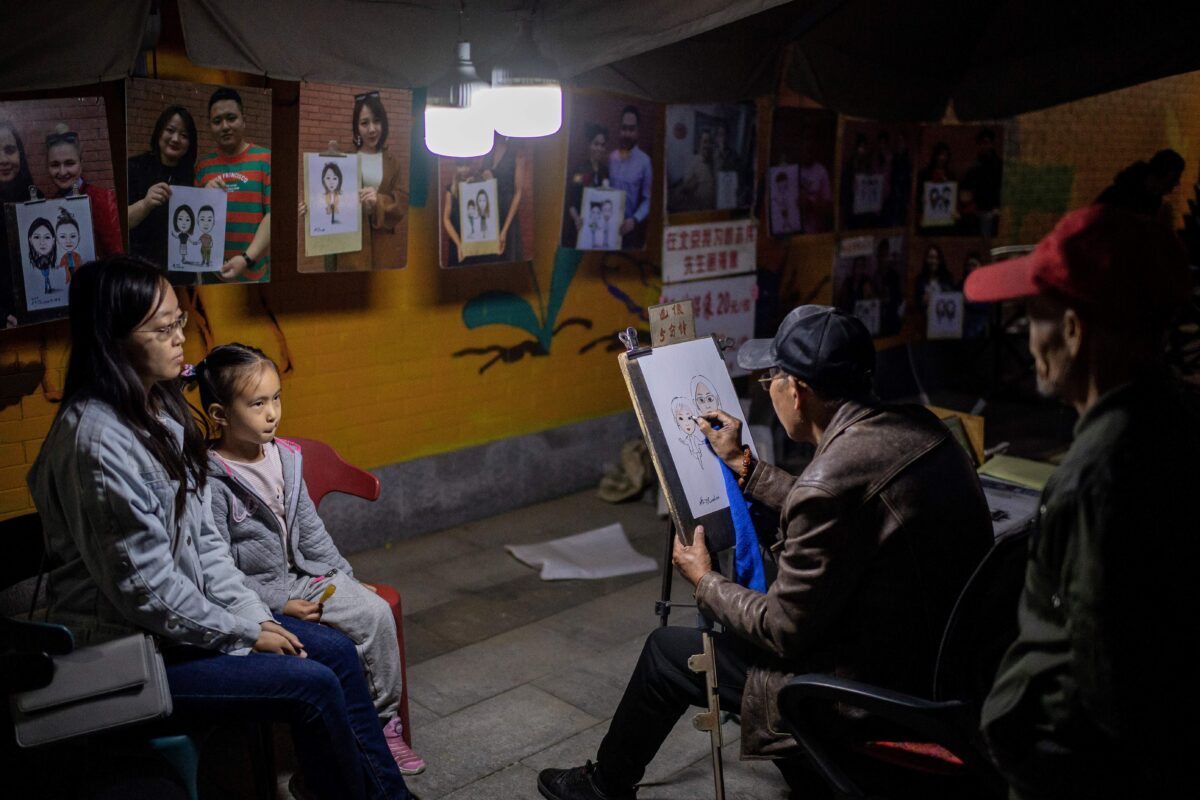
318, 584, 337, 605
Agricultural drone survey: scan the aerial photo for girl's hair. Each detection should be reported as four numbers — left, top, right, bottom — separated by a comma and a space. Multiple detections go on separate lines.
61, 256, 208, 522
193, 343, 277, 436
55, 206, 79, 233
149, 105, 198, 174
174, 204, 195, 234
0, 120, 37, 202
322, 162, 343, 192
27, 217, 56, 262
351, 92, 389, 150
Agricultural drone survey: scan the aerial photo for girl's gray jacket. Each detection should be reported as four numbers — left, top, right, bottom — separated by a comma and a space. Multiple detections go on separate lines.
206, 437, 354, 612
26, 399, 271, 655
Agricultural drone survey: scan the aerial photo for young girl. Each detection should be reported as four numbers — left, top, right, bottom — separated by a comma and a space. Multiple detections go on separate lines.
28, 256, 413, 800
195, 343, 426, 776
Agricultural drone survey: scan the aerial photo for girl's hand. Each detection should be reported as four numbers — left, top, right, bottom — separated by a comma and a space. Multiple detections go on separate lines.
359, 187, 378, 214
282, 598, 322, 622
254, 622, 306, 656
361, 583, 378, 594
144, 182, 171, 208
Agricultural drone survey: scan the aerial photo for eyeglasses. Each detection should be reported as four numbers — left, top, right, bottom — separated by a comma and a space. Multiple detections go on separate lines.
134, 311, 188, 341
46, 131, 80, 147
755, 369, 783, 389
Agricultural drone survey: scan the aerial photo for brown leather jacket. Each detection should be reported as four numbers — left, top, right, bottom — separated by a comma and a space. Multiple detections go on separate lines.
695, 400, 992, 758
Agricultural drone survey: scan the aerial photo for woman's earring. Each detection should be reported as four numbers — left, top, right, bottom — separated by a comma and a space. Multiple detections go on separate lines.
353, 134, 362, 148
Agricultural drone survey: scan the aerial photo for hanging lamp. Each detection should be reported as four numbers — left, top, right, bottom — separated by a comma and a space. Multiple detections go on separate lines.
477, 17, 562, 139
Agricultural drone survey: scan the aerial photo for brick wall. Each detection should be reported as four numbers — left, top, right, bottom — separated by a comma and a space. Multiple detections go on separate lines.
126, 78, 272, 165
0, 97, 115, 195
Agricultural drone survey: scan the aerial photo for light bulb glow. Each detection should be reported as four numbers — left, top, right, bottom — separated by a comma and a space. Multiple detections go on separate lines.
478, 85, 562, 138
424, 104, 494, 158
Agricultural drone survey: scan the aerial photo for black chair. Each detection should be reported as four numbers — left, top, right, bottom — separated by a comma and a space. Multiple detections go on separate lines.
777, 526, 1033, 799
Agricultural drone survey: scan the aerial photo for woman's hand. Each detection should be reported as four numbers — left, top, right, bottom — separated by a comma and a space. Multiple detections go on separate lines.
254, 620, 306, 656
144, 182, 171, 208
359, 187, 378, 214
282, 598, 322, 622
695, 410, 745, 471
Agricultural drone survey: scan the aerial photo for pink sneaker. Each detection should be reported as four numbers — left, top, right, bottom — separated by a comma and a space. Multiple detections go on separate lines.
384, 717, 427, 775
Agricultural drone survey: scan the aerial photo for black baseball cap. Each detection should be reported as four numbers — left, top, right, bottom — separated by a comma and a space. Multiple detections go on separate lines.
737, 305, 875, 396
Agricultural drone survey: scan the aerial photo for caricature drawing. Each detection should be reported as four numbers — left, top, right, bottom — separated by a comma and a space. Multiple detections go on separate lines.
27, 217, 56, 293
466, 199, 478, 235
55, 206, 83, 281
322, 161, 343, 226
476, 189, 490, 236
587, 201, 602, 248
197, 205, 216, 267
174, 204, 195, 266
690, 375, 721, 416
671, 396, 705, 468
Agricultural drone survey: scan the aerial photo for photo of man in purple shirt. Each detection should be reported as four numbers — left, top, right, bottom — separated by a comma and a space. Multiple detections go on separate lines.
608, 105, 653, 250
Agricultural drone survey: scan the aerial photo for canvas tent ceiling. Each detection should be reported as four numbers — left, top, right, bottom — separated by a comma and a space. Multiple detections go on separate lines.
3, 1, 1200, 122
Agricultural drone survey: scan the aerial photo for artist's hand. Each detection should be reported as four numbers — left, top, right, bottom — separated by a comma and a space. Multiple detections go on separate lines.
619, 217, 636, 236
673, 526, 713, 587
695, 410, 744, 471
144, 182, 171, 208
282, 599, 322, 622
255, 620, 306, 656
359, 187, 378, 214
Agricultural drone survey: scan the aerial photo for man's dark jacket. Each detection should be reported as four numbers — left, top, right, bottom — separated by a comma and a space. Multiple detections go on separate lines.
696, 400, 993, 757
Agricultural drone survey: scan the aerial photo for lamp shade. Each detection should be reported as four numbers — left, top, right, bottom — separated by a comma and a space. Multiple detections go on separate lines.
482, 18, 562, 139
424, 41, 494, 157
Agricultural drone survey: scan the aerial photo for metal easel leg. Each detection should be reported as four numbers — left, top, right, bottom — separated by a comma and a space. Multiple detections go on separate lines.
656, 523, 676, 627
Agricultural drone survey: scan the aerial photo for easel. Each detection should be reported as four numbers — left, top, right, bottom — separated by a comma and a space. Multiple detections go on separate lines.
618, 328, 727, 800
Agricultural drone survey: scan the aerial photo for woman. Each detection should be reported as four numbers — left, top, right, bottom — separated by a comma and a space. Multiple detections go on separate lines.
45, 125, 122, 258
442, 156, 485, 266
27, 256, 412, 800
914, 243, 956, 313
336, 91, 407, 271
127, 106, 198, 273
564, 123, 609, 246
1, 120, 44, 326
483, 135, 526, 259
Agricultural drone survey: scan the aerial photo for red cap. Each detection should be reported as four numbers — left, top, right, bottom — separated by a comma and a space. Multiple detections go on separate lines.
964, 204, 1192, 328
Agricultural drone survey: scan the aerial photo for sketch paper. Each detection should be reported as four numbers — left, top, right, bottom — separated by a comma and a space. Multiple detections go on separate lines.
715, 170, 739, 210
306, 153, 360, 237
853, 173, 884, 215
921, 181, 958, 228
927, 290, 964, 339
166, 186, 227, 272
576, 186, 625, 250
854, 298, 882, 336
13, 197, 95, 312
459, 177, 501, 257
638, 338, 757, 518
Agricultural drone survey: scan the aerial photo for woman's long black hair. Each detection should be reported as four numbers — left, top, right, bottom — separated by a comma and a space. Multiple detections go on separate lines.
0, 120, 38, 202
351, 92, 389, 150
61, 256, 208, 522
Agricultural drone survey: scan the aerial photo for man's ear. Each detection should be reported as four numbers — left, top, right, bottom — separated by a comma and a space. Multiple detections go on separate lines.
1063, 307, 1085, 358
207, 402, 228, 426
789, 377, 809, 411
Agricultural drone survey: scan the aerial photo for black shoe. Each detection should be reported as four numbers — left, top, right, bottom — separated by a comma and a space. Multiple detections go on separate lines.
537, 761, 636, 800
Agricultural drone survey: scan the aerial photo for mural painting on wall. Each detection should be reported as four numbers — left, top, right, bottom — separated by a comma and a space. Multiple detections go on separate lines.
126, 78, 272, 286
439, 136, 533, 268
833, 234, 907, 338
1, 97, 119, 328
452, 247, 594, 373
909, 237, 991, 339
561, 90, 662, 252
838, 120, 917, 231
575, 251, 664, 355
665, 102, 755, 215
768, 108, 837, 236
297, 85, 411, 272
915, 124, 1004, 237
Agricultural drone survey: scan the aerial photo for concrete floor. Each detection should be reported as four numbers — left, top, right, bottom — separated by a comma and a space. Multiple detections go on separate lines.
341, 489, 789, 800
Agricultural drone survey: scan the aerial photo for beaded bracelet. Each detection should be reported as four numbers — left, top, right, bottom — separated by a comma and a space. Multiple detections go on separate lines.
738, 445, 753, 488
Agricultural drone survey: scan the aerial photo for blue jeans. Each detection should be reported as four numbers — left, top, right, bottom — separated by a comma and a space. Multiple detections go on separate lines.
164, 616, 410, 800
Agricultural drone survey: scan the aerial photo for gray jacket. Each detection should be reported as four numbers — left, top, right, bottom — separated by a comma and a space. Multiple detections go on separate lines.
26, 398, 271, 655
207, 438, 354, 612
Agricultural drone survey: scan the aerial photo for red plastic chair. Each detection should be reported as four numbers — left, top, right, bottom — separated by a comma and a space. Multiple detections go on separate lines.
288, 437, 412, 748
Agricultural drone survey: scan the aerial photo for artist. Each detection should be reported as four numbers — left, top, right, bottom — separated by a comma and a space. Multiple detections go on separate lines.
538, 305, 993, 799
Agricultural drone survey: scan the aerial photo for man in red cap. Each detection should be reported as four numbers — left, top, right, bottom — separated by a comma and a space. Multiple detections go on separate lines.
966, 204, 1197, 798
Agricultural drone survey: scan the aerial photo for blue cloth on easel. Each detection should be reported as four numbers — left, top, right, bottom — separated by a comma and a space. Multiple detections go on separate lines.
719, 457, 766, 592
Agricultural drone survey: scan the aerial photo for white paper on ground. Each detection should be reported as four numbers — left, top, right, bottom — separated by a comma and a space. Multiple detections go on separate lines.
505, 522, 657, 581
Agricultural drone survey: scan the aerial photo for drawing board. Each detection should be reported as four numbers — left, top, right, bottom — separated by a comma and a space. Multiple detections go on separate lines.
619, 336, 758, 551
166, 186, 227, 272
576, 186, 624, 250
7, 196, 95, 316
458, 177, 501, 257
